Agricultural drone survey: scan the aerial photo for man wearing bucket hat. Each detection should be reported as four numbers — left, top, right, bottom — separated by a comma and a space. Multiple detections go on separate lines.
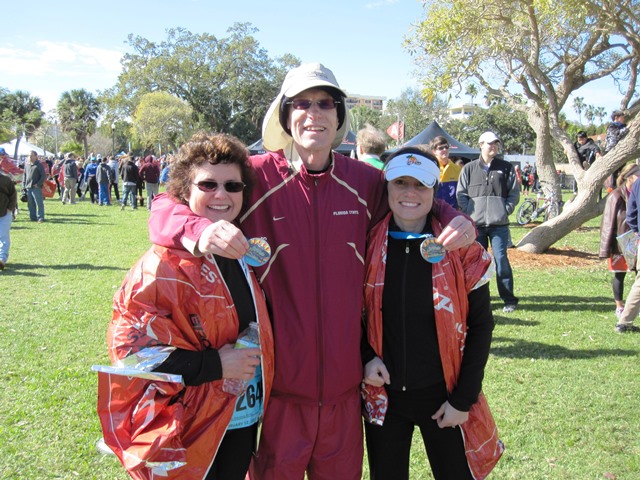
146, 63, 476, 479
457, 131, 520, 313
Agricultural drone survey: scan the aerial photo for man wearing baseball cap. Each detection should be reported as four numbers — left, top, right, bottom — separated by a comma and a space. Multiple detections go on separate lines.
146, 63, 476, 479
457, 131, 520, 313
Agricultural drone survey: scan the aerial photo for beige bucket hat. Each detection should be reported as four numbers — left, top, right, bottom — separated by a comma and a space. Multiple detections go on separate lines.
262, 63, 349, 152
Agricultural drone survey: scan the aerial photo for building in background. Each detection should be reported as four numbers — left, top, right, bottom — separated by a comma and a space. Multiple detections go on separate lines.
448, 102, 480, 120
345, 93, 386, 111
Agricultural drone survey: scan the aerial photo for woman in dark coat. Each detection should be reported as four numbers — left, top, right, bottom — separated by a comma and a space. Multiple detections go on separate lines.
599, 163, 640, 317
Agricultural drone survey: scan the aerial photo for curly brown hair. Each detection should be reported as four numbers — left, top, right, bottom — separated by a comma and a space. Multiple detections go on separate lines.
166, 132, 255, 206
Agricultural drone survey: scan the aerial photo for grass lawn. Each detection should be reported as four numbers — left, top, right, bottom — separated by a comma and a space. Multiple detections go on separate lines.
1, 192, 638, 479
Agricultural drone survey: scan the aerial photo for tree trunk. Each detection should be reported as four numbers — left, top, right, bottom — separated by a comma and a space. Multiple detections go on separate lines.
517, 121, 640, 253
526, 107, 562, 198
13, 137, 21, 163
516, 190, 603, 252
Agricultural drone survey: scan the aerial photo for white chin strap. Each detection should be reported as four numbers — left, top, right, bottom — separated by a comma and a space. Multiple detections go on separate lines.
284, 142, 303, 174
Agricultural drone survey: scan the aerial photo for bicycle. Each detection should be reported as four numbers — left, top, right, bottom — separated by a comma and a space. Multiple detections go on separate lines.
516, 188, 562, 225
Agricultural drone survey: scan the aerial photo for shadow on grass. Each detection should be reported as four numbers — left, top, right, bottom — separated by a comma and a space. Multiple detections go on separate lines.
43, 212, 101, 217
490, 336, 637, 360
38, 211, 100, 222
494, 316, 540, 327
14, 212, 108, 226
1, 262, 125, 277
493, 295, 612, 314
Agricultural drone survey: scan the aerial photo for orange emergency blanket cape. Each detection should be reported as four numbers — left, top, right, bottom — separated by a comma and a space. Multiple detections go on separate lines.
97, 245, 274, 480
364, 213, 504, 480
0, 155, 23, 183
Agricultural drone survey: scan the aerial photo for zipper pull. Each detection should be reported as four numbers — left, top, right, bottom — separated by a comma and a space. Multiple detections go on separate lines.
405, 242, 410, 254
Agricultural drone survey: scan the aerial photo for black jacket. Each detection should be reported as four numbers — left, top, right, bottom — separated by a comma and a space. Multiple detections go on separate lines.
574, 139, 600, 168
362, 218, 494, 409
0, 174, 17, 217
120, 161, 140, 184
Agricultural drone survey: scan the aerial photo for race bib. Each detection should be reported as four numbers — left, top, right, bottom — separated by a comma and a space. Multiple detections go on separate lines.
227, 365, 263, 429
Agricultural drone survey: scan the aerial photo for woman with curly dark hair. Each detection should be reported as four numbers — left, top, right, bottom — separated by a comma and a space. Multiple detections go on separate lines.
98, 132, 273, 480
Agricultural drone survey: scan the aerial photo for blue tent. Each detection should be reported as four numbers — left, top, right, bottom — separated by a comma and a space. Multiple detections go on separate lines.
402, 120, 479, 161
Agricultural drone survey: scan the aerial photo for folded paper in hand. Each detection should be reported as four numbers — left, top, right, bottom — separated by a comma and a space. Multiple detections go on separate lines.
360, 382, 388, 426
616, 230, 638, 271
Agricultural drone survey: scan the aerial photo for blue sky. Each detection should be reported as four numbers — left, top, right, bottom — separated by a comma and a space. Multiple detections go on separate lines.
3, 0, 625, 122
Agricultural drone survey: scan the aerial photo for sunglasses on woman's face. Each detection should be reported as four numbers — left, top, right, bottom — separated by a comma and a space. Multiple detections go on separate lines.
286, 99, 340, 110
435, 145, 450, 151
192, 180, 246, 193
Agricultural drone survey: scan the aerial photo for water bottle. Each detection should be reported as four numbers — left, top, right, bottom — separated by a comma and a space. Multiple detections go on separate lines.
222, 322, 260, 395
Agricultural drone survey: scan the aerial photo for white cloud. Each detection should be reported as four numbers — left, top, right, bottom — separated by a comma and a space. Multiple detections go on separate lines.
0, 41, 124, 111
1, 41, 123, 77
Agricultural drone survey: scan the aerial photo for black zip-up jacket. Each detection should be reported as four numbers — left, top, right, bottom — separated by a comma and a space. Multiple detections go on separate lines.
120, 161, 140, 184
574, 139, 600, 168
362, 217, 494, 409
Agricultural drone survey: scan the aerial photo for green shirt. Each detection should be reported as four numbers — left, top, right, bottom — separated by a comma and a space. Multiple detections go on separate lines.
360, 155, 384, 170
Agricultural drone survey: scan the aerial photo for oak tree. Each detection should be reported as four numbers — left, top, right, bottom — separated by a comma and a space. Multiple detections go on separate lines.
410, 0, 640, 252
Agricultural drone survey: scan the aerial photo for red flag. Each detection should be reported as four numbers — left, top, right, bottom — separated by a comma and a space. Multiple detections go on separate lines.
386, 122, 405, 141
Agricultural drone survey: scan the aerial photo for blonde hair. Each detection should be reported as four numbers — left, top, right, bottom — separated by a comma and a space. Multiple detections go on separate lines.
617, 163, 640, 188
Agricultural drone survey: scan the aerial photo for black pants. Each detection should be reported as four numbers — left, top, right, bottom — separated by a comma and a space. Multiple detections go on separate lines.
613, 271, 627, 302
88, 176, 98, 203
110, 182, 120, 201
365, 384, 473, 480
206, 423, 256, 480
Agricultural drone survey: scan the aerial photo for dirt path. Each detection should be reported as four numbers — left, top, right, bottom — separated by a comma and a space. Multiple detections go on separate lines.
507, 246, 601, 269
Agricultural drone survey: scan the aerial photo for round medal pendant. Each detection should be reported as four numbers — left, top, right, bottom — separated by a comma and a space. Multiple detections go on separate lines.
244, 238, 272, 267
420, 237, 445, 263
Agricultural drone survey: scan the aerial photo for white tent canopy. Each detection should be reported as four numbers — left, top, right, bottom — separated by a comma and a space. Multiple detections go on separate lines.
0, 136, 54, 159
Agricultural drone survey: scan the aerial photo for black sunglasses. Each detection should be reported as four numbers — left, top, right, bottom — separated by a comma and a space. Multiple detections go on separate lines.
286, 99, 340, 110
192, 180, 246, 193
435, 145, 450, 151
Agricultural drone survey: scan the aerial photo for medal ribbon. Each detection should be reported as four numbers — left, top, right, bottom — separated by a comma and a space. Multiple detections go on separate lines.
388, 231, 433, 240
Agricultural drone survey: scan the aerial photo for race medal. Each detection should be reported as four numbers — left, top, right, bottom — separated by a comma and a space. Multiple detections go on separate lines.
244, 238, 271, 267
420, 237, 445, 263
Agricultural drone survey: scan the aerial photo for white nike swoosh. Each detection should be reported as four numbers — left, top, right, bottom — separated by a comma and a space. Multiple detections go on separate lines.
273, 216, 285, 221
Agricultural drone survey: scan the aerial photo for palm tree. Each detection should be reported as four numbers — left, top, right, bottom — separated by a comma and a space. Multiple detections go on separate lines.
573, 96, 585, 125
595, 106, 607, 125
465, 84, 478, 105
57, 89, 101, 157
0, 90, 43, 159
584, 105, 596, 125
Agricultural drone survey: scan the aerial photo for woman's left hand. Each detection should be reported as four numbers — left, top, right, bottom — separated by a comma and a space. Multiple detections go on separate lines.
363, 356, 390, 387
431, 401, 469, 429
437, 216, 476, 250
